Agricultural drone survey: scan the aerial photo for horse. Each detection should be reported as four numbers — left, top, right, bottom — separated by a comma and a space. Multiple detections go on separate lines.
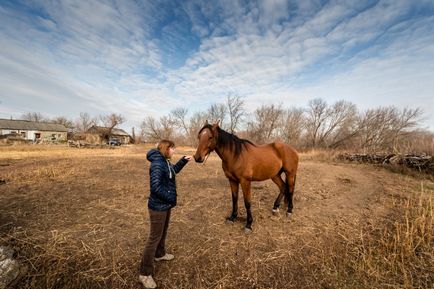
193, 121, 299, 233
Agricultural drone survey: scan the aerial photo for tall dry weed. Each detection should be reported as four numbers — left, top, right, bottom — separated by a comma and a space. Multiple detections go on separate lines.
338, 184, 434, 288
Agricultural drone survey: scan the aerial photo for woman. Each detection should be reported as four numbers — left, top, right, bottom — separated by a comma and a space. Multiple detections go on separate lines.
139, 140, 192, 289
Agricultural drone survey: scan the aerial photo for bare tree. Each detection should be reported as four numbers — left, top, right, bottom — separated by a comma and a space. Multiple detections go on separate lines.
75, 112, 97, 133
277, 107, 305, 146
95, 113, 125, 143
131, 127, 137, 144
170, 107, 190, 139
305, 98, 328, 148
141, 115, 174, 142
304, 99, 358, 148
160, 116, 174, 139
226, 95, 245, 133
357, 107, 395, 151
21, 112, 47, 122
357, 106, 423, 152
318, 100, 358, 148
207, 103, 227, 128
51, 116, 75, 134
188, 111, 208, 146
391, 107, 423, 150
247, 103, 283, 143
141, 116, 159, 141
100, 113, 125, 130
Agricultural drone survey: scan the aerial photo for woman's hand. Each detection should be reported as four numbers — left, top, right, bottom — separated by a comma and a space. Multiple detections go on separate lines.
184, 155, 193, 161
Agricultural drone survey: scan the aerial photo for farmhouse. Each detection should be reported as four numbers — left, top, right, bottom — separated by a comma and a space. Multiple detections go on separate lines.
0, 119, 68, 142
86, 125, 132, 144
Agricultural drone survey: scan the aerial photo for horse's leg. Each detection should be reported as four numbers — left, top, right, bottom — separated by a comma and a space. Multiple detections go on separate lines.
285, 173, 296, 217
240, 180, 253, 233
271, 175, 285, 214
226, 179, 239, 223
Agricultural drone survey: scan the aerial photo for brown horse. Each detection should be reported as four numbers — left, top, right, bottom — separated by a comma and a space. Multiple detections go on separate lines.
193, 122, 299, 233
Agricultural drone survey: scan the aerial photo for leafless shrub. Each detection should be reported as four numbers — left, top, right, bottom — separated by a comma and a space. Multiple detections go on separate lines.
399, 130, 434, 155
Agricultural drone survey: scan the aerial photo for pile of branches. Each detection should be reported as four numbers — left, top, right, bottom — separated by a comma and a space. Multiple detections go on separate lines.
67, 140, 95, 148
338, 153, 434, 173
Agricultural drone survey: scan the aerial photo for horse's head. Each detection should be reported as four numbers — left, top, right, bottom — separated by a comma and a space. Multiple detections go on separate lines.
194, 121, 219, 163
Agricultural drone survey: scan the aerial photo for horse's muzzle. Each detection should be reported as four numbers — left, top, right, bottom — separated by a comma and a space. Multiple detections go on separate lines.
193, 155, 203, 163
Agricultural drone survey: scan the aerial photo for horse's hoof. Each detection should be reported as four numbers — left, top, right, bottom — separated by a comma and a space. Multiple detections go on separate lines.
272, 208, 279, 215
286, 212, 292, 218
225, 218, 234, 224
244, 227, 252, 234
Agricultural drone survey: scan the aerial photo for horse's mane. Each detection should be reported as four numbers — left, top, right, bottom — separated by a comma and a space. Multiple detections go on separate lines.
198, 124, 255, 158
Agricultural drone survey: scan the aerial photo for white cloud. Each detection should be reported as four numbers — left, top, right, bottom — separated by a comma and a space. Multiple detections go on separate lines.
0, 0, 433, 131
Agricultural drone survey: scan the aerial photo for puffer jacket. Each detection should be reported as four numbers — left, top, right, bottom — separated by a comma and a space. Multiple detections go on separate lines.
146, 148, 189, 211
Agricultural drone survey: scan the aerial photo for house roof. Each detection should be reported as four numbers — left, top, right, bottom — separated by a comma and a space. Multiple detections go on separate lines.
87, 125, 130, 136
0, 119, 68, 132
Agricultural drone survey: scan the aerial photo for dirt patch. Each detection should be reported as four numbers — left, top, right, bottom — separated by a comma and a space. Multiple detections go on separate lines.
0, 146, 431, 288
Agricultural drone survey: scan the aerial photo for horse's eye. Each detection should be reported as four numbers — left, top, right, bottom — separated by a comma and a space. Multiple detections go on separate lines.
208, 136, 213, 140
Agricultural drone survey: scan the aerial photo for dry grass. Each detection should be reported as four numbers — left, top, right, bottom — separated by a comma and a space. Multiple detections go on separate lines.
0, 145, 433, 288
326, 185, 434, 289
299, 149, 342, 162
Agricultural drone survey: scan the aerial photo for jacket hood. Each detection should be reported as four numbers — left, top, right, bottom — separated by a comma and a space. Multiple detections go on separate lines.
147, 148, 165, 162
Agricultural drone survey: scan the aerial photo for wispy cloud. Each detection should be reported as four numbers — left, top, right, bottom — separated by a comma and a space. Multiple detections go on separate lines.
0, 0, 433, 129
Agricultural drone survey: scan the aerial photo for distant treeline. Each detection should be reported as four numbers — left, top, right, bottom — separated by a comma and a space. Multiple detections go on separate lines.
140, 96, 433, 155
19, 96, 433, 154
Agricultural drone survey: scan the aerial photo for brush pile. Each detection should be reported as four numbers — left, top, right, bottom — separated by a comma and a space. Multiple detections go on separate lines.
338, 153, 433, 173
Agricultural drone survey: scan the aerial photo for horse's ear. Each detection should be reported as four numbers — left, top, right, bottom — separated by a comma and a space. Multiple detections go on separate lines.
205, 119, 209, 125
211, 120, 220, 133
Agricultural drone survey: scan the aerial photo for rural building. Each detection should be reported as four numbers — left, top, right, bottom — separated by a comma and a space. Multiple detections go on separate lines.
0, 119, 68, 142
86, 125, 132, 144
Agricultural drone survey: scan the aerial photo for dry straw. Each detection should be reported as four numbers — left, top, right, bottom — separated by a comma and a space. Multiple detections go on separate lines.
0, 145, 432, 288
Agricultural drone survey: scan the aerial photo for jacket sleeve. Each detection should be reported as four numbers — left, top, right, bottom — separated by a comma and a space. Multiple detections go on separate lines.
172, 156, 189, 174
150, 162, 176, 205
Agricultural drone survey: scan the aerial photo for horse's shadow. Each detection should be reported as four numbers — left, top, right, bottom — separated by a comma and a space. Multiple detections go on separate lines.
224, 216, 246, 223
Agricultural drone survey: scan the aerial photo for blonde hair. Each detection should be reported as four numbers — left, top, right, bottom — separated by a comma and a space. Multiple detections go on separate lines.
157, 139, 175, 158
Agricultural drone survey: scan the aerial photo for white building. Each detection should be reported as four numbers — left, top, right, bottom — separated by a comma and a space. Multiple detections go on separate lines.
0, 119, 68, 142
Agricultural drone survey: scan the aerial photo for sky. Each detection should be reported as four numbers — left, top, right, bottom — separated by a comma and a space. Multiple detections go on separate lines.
1, 0, 434, 132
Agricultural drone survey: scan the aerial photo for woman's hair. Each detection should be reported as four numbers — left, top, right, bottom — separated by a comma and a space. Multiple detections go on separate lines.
157, 139, 175, 158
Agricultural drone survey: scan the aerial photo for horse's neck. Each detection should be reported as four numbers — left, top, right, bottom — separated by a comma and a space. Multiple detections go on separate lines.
215, 144, 231, 163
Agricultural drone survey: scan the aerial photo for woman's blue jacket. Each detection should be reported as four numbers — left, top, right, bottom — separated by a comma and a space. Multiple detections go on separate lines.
146, 149, 189, 211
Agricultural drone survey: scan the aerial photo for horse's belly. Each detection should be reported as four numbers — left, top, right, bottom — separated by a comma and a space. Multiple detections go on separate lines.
248, 163, 281, 181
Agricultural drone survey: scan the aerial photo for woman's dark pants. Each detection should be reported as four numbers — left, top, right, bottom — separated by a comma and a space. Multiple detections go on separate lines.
139, 208, 171, 275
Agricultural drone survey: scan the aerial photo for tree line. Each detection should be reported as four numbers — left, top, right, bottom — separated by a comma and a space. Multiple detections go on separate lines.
139, 96, 432, 154
18, 96, 433, 154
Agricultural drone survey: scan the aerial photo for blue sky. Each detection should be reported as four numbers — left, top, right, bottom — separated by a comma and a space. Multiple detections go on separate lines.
1, 0, 433, 131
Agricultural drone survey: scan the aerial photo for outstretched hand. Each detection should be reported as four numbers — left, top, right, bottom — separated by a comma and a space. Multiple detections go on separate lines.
184, 155, 193, 161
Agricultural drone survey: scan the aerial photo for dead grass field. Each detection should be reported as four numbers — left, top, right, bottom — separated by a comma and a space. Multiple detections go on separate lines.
0, 144, 433, 288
